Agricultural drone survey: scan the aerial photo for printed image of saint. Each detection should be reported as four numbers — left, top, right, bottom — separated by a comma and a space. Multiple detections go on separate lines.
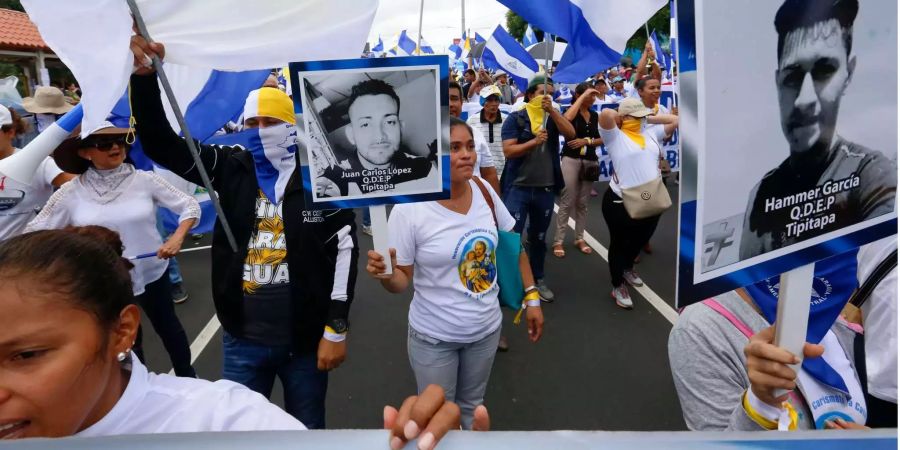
457, 238, 497, 294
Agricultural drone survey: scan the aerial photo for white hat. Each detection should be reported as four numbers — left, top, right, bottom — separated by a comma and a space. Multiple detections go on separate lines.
0, 105, 11, 127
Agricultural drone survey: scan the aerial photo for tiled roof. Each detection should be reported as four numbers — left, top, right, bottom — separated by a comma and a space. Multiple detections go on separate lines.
0, 8, 50, 52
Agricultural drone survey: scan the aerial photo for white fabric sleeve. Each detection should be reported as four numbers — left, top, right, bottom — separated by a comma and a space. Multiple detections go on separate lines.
598, 125, 619, 148
488, 183, 516, 232
388, 205, 416, 266
146, 171, 201, 223
23, 181, 75, 233
39, 157, 64, 186
208, 382, 307, 431
474, 131, 494, 168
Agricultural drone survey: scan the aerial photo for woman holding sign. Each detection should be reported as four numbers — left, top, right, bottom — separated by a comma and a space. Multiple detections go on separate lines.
367, 117, 544, 430
24, 122, 199, 378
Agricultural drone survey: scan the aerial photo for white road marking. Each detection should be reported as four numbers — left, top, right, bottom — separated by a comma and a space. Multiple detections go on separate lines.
554, 204, 679, 325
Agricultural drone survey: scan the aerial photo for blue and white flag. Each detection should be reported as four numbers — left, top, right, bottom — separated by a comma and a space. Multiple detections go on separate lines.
21, 0, 378, 137
474, 32, 487, 44
372, 36, 384, 55
523, 24, 539, 48
481, 25, 540, 93
107, 64, 269, 233
417, 37, 435, 55
650, 30, 669, 70
498, 0, 666, 83
397, 30, 418, 56
449, 43, 463, 60
669, 0, 677, 70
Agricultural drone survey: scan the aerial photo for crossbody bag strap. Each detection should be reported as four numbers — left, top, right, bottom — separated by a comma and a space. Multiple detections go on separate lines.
471, 177, 499, 228
851, 248, 898, 308
702, 298, 755, 339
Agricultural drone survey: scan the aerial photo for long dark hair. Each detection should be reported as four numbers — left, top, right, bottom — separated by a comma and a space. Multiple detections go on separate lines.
0, 226, 134, 328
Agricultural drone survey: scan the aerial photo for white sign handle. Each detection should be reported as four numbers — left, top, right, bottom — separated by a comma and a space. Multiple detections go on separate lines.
369, 205, 392, 276
772, 262, 815, 398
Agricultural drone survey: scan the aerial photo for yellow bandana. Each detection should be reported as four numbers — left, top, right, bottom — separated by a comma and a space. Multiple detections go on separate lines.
621, 117, 645, 148
523, 95, 546, 136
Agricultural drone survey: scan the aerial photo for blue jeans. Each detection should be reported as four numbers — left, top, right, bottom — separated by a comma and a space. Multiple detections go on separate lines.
502, 185, 555, 280
222, 332, 328, 429
155, 210, 183, 285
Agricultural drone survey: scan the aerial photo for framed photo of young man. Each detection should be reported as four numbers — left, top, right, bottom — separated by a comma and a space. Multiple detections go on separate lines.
676, 0, 898, 306
288, 55, 450, 210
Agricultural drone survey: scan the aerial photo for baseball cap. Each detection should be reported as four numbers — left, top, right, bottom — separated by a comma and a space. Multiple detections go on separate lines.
479, 85, 502, 105
527, 74, 553, 91
0, 105, 11, 127
612, 76, 625, 83
617, 98, 653, 118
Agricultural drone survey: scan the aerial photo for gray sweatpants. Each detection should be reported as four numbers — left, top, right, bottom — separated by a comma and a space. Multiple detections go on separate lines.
407, 326, 501, 430
554, 156, 594, 245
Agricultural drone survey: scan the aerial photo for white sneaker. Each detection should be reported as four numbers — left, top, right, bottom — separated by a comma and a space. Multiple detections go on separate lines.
623, 270, 644, 287
611, 286, 633, 309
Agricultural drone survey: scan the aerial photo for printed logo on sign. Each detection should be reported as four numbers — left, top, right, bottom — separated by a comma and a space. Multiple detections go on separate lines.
641, 191, 651, 200
453, 232, 498, 299
765, 276, 833, 306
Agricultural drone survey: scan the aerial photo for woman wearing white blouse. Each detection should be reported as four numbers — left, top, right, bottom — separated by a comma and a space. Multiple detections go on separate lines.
25, 122, 199, 377
367, 117, 544, 430
0, 226, 474, 448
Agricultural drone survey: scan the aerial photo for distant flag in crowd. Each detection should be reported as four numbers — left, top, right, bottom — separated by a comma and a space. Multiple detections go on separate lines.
461, 31, 472, 58
497, 0, 667, 82
106, 64, 270, 233
474, 32, 487, 44
449, 43, 463, 60
650, 30, 669, 70
21, 0, 378, 136
481, 25, 539, 92
523, 24, 539, 48
372, 35, 385, 55
396, 30, 418, 56
417, 37, 435, 55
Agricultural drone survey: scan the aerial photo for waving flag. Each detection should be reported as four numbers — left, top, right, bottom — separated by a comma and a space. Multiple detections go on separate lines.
474, 32, 487, 44
650, 30, 669, 70
523, 24, 539, 48
669, 0, 677, 72
481, 25, 539, 92
497, 0, 666, 83
461, 31, 472, 58
417, 37, 435, 55
397, 30, 418, 56
449, 43, 463, 60
372, 35, 385, 55
107, 64, 268, 233
21, 0, 378, 137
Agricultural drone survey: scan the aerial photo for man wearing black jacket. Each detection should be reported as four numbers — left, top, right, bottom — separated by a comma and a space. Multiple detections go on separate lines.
129, 40, 357, 429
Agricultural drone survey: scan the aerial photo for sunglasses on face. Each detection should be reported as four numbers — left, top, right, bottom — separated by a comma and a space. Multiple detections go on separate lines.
81, 137, 128, 151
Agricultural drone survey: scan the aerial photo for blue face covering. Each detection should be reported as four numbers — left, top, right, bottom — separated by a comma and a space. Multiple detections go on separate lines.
744, 250, 859, 394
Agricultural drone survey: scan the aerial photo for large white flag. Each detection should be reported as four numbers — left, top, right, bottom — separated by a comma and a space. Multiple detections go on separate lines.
21, 0, 379, 136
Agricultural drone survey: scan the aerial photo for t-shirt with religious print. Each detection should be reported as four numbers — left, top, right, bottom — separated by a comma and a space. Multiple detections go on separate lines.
389, 179, 516, 343
242, 190, 292, 345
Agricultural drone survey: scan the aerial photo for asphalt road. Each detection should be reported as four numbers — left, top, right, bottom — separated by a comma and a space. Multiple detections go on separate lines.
138, 180, 687, 431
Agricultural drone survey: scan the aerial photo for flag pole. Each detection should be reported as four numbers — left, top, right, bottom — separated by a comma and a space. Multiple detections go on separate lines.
541, 33, 553, 130
127, 0, 238, 252
467, 28, 474, 70
416, 0, 425, 55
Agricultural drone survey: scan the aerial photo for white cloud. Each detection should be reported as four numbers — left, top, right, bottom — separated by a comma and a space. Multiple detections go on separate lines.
368, 0, 509, 55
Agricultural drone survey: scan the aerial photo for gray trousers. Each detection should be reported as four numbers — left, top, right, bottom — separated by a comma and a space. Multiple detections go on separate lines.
407, 325, 501, 430
554, 156, 594, 245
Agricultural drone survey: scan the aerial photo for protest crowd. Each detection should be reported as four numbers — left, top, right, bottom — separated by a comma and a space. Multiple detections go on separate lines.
0, 0, 896, 447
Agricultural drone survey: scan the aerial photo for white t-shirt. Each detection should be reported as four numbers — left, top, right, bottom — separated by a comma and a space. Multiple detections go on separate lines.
26, 169, 200, 295
467, 114, 503, 176
600, 122, 666, 197
389, 179, 515, 343
857, 236, 898, 403
472, 127, 495, 176
77, 354, 304, 437
0, 152, 63, 241
646, 104, 671, 139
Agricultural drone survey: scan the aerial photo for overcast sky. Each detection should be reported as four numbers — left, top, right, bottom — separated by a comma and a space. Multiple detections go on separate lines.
367, 0, 510, 55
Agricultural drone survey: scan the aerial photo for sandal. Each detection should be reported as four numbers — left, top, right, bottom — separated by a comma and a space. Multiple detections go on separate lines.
552, 243, 565, 258
574, 240, 592, 254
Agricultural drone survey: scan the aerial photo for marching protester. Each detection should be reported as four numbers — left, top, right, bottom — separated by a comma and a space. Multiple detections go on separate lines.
493, 72, 517, 105
461, 69, 476, 98
634, 76, 675, 258
552, 83, 601, 258
0, 226, 479, 447
22, 86, 73, 134
0, 105, 74, 241
598, 98, 677, 308
451, 81, 500, 193
366, 117, 544, 429
24, 121, 200, 379
668, 249, 894, 430
467, 85, 508, 180
500, 75, 576, 302
128, 37, 357, 429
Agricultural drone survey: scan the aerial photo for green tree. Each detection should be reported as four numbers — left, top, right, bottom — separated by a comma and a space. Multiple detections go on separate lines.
625, 4, 671, 51
0, 0, 24, 12
505, 11, 545, 44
